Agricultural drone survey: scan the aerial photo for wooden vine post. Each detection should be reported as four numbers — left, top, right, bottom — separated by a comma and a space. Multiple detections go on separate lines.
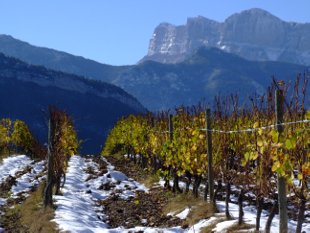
44, 117, 54, 207
206, 109, 214, 202
275, 89, 288, 233
169, 114, 173, 142
164, 114, 173, 189
170, 114, 181, 192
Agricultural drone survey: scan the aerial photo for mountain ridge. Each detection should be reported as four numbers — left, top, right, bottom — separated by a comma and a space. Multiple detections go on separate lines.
0, 11, 309, 111
126, 47, 309, 110
0, 34, 129, 82
0, 53, 146, 153
141, 8, 310, 65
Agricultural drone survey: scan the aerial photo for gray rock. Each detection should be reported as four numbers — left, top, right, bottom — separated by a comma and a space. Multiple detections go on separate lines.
141, 8, 310, 65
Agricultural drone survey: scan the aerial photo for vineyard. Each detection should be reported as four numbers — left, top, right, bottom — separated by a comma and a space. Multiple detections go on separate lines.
0, 80, 309, 232
103, 79, 310, 233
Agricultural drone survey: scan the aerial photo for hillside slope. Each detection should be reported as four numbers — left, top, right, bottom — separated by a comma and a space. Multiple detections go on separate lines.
0, 35, 308, 111
0, 53, 146, 153
114, 47, 309, 110
0, 34, 128, 82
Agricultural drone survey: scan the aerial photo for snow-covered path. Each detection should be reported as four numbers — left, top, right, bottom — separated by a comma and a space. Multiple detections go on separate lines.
53, 156, 109, 232
53, 155, 183, 233
53, 155, 310, 233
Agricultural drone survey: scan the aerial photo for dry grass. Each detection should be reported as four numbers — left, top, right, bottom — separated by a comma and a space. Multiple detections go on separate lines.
0, 152, 9, 162
226, 222, 256, 232
163, 193, 216, 226
1, 183, 58, 233
198, 216, 226, 233
186, 202, 216, 226
19, 183, 58, 233
142, 173, 160, 188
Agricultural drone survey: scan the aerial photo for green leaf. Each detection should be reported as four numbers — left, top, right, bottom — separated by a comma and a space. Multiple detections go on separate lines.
251, 151, 259, 160
272, 161, 280, 172
241, 158, 247, 167
284, 159, 293, 171
285, 139, 293, 150
285, 137, 297, 150
277, 167, 285, 177
244, 151, 250, 162
270, 130, 279, 143
257, 138, 263, 147
253, 122, 259, 128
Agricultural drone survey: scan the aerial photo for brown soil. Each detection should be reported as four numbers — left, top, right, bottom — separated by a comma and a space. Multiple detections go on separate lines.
93, 155, 187, 229
0, 176, 17, 197
99, 188, 185, 229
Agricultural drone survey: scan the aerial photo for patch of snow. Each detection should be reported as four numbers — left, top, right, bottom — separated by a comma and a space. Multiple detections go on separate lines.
109, 171, 128, 182
213, 219, 238, 232
0, 155, 32, 182
11, 160, 45, 197
216, 201, 308, 233
187, 217, 218, 233
176, 208, 191, 220
0, 198, 6, 206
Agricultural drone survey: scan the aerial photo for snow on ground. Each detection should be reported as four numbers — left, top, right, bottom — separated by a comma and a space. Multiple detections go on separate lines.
176, 208, 191, 220
0, 155, 46, 232
53, 155, 310, 233
53, 155, 184, 233
210, 201, 310, 233
0, 155, 45, 198
53, 156, 109, 232
11, 160, 45, 197
185, 197, 310, 233
159, 179, 310, 233
0, 155, 33, 181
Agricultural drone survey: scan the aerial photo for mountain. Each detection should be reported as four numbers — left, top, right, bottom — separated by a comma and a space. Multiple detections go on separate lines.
0, 53, 146, 154
141, 8, 310, 65
114, 47, 309, 110
0, 34, 127, 82
0, 29, 308, 112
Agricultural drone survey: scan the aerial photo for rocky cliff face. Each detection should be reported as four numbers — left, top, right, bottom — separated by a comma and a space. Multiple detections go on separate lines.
141, 8, 310, 65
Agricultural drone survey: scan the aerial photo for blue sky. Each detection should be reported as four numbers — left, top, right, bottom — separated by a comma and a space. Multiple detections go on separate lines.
0, 1, 309, 65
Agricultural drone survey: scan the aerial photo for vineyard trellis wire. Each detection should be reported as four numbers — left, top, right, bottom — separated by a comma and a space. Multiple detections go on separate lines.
201, 119, 310, 134
151, 119, 310, 134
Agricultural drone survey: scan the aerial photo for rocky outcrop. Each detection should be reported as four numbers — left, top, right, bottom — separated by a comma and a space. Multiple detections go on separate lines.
141, 8, 310, 65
